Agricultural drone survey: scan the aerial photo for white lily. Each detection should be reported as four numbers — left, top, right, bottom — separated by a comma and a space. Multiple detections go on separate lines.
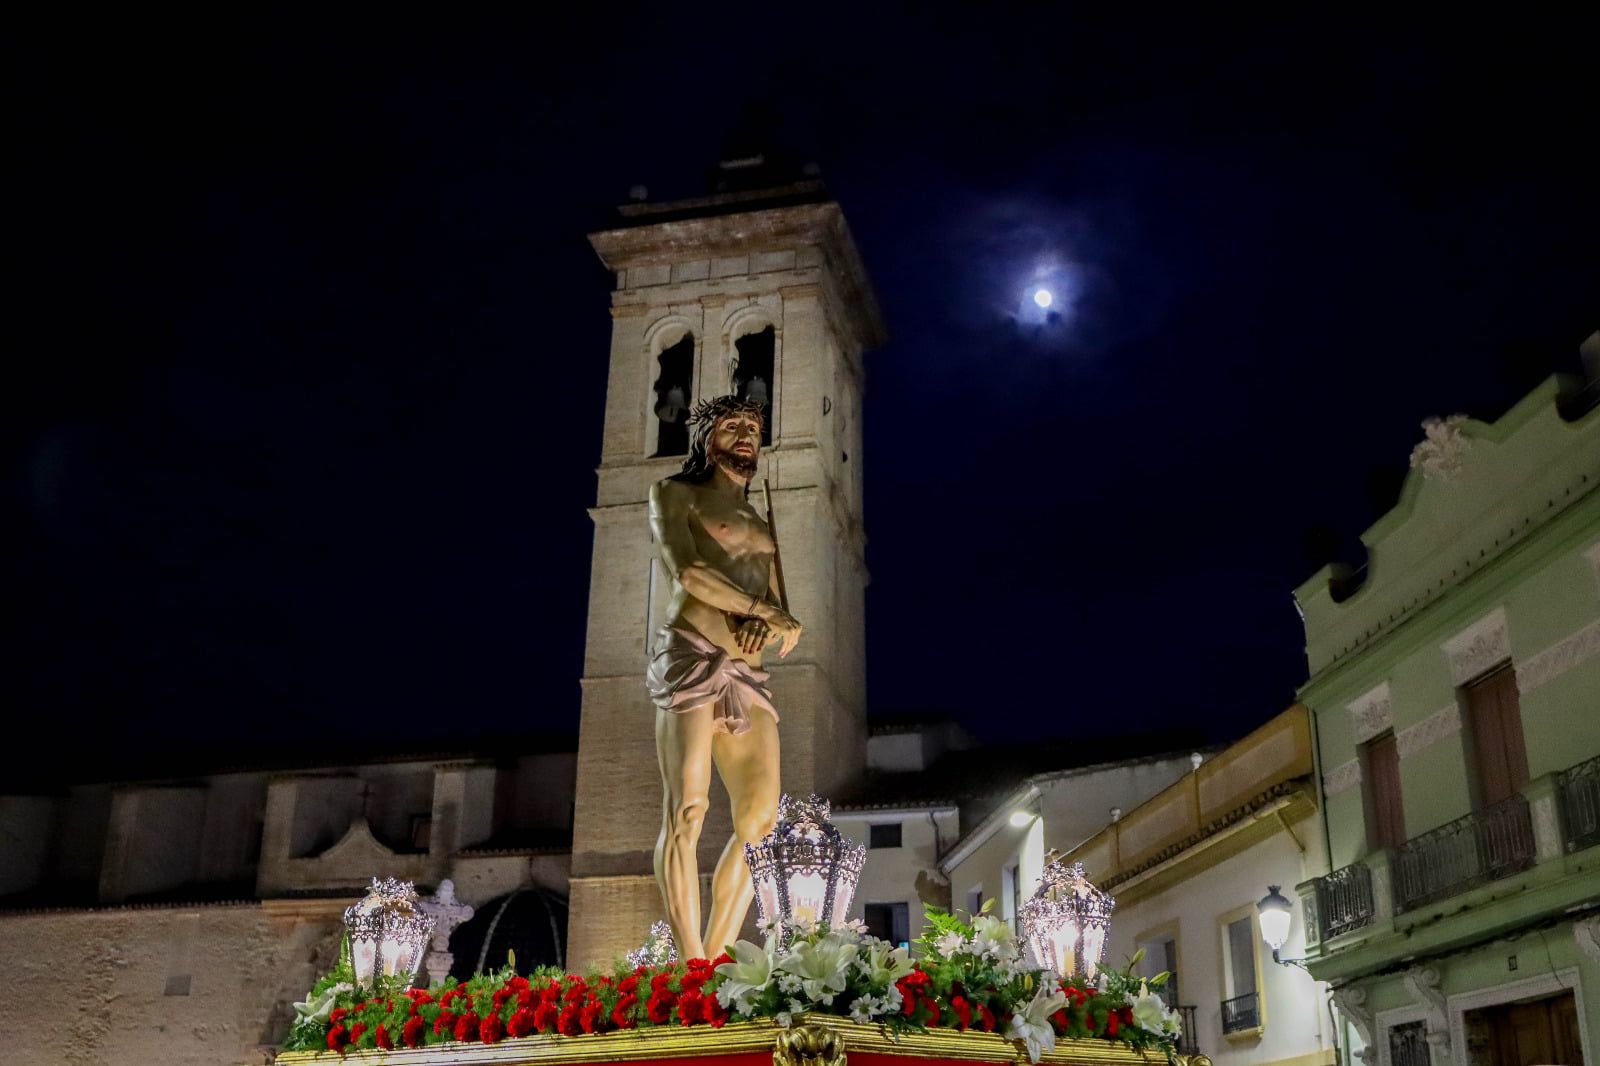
859, 939, 914, 984
1006, 980, 1068, 1064
1128, 980, 1169, 1033
774, 933, 858, 1002
292, 982, 352, 1024
971, 914, 1020, 961
715, 938, 776, 1012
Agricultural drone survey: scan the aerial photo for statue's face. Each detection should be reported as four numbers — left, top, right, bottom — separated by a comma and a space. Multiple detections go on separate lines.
709, 411, 761, 478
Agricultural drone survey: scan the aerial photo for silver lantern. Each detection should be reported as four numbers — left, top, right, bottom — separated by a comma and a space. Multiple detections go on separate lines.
343, 877, 436, 988
744, 793, 866, 946
1019, 856, 1115, 979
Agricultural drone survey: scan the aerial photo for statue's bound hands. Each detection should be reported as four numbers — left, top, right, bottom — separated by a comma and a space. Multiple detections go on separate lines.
734, 618, 770, 655
756, 605, 803, 658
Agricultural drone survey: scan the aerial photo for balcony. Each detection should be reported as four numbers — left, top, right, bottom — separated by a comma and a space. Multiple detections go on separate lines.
1560, 754, 1600, 853
1175, 1006, 1199, 1056
1221, 991, 1260, 1035
1312, 859, 1375, 940
1393, 795, 1535, 914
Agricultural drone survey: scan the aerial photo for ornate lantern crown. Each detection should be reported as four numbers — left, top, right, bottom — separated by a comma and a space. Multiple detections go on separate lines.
343, 877, 436, 988
744, 793, 866, 944
1019, 855, 1114, 979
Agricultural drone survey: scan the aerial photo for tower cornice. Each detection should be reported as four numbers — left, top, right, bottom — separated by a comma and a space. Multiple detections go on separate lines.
589, 201, 887, 352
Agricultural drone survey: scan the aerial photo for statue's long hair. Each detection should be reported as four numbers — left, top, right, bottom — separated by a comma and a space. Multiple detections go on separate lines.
672, 395, 766, 485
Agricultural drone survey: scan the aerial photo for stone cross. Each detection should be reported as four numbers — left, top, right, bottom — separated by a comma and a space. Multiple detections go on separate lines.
418, 879, 474, 986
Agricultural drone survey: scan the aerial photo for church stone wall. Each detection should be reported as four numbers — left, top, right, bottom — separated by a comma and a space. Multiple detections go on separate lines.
0, 903, 342, 1066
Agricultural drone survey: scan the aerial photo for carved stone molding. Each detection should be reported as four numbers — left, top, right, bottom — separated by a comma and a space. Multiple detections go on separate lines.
1442, 607, 1511, 686
1396, 704, 1462, 759
1575, 916, 1600, 967
1348, 683, 1393, 744
1325, 759, 1362, 797
1402, 966, 1450, 1054
1408, 414, 1472, 482
1333, 986, 1376, 1065
1516, 618, 1600, 695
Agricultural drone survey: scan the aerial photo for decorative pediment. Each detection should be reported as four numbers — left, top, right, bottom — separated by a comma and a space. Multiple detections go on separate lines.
315, 817, 397, 867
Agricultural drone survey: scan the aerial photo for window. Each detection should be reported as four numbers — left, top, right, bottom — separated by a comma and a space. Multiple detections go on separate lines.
1463, 665, 1530, 808
733, 326, 775, 444
1136, 928, 1180, 1006
966, 888, 983, 915
864, 902, 911, 948
652, 333, 694, 457
410, 814, 433, 851
869, 822, 902, 849
1004, 862, 1022, 934
1360, 730, 1407, 850
1219, 909, 1262, 1035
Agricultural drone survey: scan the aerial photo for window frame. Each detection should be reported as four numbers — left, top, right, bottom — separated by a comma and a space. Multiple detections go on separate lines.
1216, 903, 1266, 1040
868, 822, 903, 850
1133, 919, 1182, 1006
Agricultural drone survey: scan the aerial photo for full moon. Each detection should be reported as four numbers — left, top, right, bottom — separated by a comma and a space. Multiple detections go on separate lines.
1033, 288, 1053, 308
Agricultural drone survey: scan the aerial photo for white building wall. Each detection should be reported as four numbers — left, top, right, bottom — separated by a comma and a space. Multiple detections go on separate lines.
1106, 830, 1332, 1066
835, 808, 958, 947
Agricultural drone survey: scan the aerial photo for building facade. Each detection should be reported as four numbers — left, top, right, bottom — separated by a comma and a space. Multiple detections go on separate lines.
939, 753, 1200, 943
567, 173, 885, 967
1294, 363, 1600, 1066
1060, 707, 1333, 1066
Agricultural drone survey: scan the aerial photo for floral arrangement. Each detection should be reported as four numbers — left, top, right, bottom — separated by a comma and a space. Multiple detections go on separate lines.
283, 903, 1184, 1062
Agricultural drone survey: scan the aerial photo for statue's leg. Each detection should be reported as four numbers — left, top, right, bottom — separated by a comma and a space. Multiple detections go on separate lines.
703, 709, 781, 957
654, 703, 716, 961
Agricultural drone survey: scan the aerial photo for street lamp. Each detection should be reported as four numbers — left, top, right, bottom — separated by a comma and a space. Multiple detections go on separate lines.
1257, 884, 1295, 964
744, 793, 867, 946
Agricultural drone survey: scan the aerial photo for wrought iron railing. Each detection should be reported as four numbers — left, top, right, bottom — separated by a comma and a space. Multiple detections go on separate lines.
1561, 753, 1600, 853
1388, 1020, 1431, 1066
1176, 1006, 1199, 1056
1393, 794, 1535, 913
1221, 991, 1259, 1034
1313, 860, 1375, 940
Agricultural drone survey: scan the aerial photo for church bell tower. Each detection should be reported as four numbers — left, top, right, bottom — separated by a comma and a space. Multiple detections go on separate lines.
566, 167, 885, 968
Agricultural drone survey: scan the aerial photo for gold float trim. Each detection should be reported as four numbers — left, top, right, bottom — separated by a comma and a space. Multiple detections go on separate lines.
276, 1015, 1209, 1066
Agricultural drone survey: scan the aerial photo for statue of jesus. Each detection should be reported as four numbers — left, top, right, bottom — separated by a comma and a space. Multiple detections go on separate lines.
645, 395, 803, 960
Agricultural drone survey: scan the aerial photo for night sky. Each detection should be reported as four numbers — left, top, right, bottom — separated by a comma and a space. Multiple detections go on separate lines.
8, 12, 1598, 785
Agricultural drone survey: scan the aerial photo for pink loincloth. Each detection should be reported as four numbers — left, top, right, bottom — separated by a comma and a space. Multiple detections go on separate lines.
645, 623, 777, 736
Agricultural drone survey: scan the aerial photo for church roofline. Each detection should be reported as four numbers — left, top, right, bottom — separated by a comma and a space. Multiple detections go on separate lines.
588, 199, 887, 352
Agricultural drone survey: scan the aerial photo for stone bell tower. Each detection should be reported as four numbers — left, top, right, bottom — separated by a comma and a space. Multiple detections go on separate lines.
566, 168, 885, 968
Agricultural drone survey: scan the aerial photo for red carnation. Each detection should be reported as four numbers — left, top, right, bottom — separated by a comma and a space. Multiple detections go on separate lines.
925, 998, 941, 1027
509, 975, 530, 992
1104, 1009, 1120, 1038
508, 1007, 537, 1038
350, 1021, 367, 1044
612, 992, 640, 1029
580, 997, 605, 1034
978, 1003, 998, 1032
434, 1011, 457, 1036
558, 1003, 584, 1037
704, 993, 730, 1029
711, 952, 733, 968
402, 1016, 425, 1048
455, 1012, 481, 1042
951, 995, 973, 1031
619, 974, 641, 995
375, 1024, 393, 1051
533, 999, 560, 1032
646, 990, 678, 1025
326, 1024, 350, 1053
329, 1007, 348, 1025
481, 1013, 505, 1043
678, 989, 705, 1026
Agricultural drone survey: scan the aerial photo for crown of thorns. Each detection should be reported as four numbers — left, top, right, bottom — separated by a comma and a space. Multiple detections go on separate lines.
687, 395, 766, 427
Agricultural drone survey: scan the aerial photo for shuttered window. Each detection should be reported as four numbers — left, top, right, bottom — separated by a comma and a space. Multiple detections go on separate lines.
1361, 731, 1407, 850
1464, 666, 1530, 807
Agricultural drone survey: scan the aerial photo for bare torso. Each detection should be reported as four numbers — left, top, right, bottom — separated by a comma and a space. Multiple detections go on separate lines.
658, 479, 775, 664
